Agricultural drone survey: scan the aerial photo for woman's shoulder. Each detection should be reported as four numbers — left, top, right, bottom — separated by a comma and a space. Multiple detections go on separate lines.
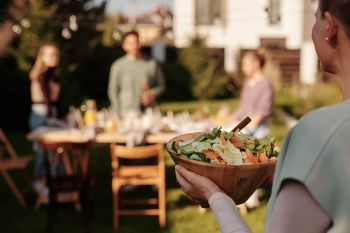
267, 101, 350, 226
255, 76, 273, 89
281, 101, 350, 160
283, 100, 350, 165
296, 100, 350, 131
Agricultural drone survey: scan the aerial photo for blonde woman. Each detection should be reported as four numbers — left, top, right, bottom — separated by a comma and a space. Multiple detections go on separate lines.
29, 43, 62, 181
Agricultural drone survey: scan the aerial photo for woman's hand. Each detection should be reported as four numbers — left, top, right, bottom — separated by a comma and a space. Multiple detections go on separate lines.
175, 165, 223, 204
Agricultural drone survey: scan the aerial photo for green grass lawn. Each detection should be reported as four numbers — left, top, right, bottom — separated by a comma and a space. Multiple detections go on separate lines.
0, 99, 288, 233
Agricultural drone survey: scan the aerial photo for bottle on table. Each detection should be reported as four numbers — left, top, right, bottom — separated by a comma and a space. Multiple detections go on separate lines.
84, 99, 97, 126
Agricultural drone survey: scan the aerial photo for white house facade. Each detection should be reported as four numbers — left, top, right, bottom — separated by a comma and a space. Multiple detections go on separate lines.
173, 0, 319, 84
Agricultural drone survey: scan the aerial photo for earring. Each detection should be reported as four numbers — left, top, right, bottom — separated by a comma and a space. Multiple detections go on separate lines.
325, 37, 329, 41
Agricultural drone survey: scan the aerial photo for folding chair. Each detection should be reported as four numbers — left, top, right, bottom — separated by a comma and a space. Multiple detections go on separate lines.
110, 143, 166, 230
39, 141, 93, 233
0, 129, 34, 207
34, 145, 81, 211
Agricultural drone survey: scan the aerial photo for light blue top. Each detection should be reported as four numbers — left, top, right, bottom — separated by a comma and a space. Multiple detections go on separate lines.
266, 99, 350, 232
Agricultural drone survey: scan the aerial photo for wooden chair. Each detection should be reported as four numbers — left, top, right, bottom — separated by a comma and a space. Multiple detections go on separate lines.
34, 145, 81, 211
39, 141, 93, 233
0, 129, 34, 207
110, 143, 166, 230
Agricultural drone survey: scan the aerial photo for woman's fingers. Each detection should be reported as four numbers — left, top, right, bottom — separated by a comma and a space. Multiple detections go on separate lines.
175, 165, 223, 200
175, 165, 194, 179
175, 167, 205, 202
175, 165, 205, 185
175, 168, 192, 192
176, 165, 214, 187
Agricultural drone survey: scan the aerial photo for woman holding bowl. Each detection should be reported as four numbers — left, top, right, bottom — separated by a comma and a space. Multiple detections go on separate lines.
176, 0, 350, 232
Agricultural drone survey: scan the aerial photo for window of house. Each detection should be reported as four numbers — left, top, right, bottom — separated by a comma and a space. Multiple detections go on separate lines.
267, 0, 280, 25
195, 0, 226, 26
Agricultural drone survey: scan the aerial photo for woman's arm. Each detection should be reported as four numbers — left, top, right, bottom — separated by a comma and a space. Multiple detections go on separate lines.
209, 192, 251, 233
175, 166, 331, 233
254, 79, 274, 123
268, 180, 331, 233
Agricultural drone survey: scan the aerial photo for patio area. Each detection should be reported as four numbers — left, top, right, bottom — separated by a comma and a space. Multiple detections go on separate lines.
0, 100, 288, 233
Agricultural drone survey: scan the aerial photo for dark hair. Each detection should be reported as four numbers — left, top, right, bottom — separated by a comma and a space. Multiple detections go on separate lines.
319, 0, 350, 38
122, 30, 139, 43
244, 50, 266, 68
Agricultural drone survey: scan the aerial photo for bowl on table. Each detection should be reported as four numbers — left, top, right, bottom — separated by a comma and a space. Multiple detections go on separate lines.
166, 132, 277, 205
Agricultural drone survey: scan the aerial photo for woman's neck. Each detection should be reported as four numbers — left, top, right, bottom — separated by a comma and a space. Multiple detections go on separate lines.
337, 37, 350, 100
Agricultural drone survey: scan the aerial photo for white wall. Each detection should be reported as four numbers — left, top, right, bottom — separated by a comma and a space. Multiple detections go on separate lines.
173, 0, 196, 47
300, 41, 318, 84
223, 0, 304, 71
174, 0, 316, 83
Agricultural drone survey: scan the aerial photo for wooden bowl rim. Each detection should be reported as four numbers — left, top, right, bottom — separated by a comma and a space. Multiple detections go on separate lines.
166, 132, 278, 168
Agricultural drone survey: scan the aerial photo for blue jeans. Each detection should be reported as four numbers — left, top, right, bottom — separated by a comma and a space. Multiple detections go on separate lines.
30, 110, 48, 177
30, 108, 65, 177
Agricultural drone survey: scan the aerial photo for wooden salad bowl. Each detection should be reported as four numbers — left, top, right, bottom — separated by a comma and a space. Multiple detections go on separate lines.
166, 132, 277, 205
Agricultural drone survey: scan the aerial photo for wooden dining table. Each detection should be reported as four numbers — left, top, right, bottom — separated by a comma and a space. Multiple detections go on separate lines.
27, 126, 179, 233
27, 127, 179, 145
27, 127, 180, 185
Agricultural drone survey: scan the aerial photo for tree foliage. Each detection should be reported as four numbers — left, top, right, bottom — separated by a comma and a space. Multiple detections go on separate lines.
13, 0, 58, 70
13, 0, 107, 113
0, 0, 109, 130
179, 35, 230, 100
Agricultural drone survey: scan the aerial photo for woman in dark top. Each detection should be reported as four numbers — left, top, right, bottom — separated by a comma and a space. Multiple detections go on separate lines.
29, 43, 61, 184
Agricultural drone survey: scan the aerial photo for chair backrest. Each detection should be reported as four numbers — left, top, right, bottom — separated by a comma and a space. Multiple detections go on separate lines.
110, 144, 164, 160
110, 143, 166, 229
110, 144, 165, 172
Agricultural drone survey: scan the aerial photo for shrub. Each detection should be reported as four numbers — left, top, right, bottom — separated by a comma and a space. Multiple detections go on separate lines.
159, 63, 193, 101
179, 35, 230, 100
277, 82, 342, 118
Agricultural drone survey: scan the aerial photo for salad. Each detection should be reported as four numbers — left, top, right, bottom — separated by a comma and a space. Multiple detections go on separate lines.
172, 127, 279, 165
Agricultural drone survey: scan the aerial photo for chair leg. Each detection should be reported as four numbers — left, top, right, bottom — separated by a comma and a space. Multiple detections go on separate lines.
34, 178, 48, 210
158, 183, 166, 228
0, 169, 26, 207
20, 170, 34, 192
113, 187, 120, 230
80, 187, 91, 233
62, 151, 73, 175
35, 193, 43, 210
74, 201, 82, 212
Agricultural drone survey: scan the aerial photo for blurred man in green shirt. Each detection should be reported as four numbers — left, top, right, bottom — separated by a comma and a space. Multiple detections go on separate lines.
108, 31, 165, 113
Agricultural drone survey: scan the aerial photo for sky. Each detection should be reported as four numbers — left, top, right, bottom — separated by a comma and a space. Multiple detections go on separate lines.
95, 0, 173, 14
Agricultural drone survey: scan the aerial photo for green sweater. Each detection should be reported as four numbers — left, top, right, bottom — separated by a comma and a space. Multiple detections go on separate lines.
108, 55, 165, 112
266, 99, 350, 233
